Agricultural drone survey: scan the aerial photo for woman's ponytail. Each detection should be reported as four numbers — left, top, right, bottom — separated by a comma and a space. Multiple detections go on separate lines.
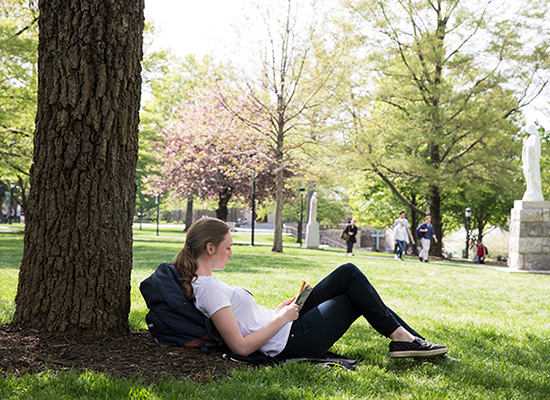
172, 247, 198, 301
172, 218, 230, 302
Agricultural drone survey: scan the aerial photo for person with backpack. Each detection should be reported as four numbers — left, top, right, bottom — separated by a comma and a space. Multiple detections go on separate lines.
474, 240, 488, 264
169, 217, 449, 360
416, 214, 437, 262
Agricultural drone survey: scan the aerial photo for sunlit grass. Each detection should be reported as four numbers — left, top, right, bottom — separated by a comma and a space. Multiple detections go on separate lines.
1, 227, 549, 399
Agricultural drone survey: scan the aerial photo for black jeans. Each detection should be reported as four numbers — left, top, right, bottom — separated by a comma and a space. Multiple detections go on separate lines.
346, 240, 355, 253
276, 263, 422, 358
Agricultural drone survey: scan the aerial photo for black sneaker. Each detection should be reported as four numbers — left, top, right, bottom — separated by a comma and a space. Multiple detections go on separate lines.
389, 337, 448, 358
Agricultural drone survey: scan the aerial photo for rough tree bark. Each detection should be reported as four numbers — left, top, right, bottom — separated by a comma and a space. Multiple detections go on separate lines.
215, 188, 232, 222
271, 121, 285, 253
184, 196, 193, 231
13, 0, 144, 335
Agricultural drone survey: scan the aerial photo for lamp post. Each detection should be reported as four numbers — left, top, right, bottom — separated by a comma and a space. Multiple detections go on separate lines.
297, 188, 305, 245
8, 181, 16, 224
465, 207, 472, 259
251, 178, 256, 247
247, 152, 257, 247
155, 195, 160, 237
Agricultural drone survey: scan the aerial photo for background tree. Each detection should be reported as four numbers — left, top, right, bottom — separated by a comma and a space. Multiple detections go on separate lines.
149, 88, 282, 221
283, 182, 349, 228
0, 0, 38, 212
13, 0, 144, 335
347, 173, 425, 230
139, 23, 223, 227
444, 181, 518, 243
221, 0, 340, 252
337, 0, 550, 256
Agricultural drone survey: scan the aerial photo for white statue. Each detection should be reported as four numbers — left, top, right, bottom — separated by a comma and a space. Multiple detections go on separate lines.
522, 124, 544, 202
305, 192, 319, 248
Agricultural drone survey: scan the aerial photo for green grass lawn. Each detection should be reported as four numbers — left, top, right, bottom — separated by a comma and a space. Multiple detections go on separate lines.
1, 225, 549, 399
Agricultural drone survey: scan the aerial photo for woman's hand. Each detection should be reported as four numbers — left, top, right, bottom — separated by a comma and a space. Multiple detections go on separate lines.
277, 302, 300, 323
275, 297, 295, 312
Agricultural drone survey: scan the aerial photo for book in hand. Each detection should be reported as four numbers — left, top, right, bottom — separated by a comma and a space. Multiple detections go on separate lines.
293, 280, 313, 310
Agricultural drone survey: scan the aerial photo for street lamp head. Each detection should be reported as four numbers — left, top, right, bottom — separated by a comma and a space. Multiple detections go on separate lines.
299, 188, 305, 192
465, 207, 472, 218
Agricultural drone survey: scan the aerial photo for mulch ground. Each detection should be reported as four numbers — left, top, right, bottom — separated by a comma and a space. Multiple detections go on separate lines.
0, 324, 246, 385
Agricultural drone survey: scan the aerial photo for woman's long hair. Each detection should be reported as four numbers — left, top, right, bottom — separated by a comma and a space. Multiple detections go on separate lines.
172, 217, 230, 301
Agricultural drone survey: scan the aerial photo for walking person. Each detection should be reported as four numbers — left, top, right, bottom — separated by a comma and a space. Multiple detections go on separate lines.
393, 219, 409, 260
474, 240, 488, 264
393, 211, 415, 243
416, 215, 437, 262
393, 211, 415, 256
172, 217, 450, 360
344, 219, 358, 255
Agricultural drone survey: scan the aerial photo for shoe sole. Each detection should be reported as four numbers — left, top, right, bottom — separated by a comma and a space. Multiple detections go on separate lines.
389, 347, 448, 358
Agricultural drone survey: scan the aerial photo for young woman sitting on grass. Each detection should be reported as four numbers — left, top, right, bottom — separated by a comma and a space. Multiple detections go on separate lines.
173, 217, 449, 360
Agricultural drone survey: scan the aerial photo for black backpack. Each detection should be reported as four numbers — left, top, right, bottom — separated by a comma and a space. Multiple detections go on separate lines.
139, 262, 223, 353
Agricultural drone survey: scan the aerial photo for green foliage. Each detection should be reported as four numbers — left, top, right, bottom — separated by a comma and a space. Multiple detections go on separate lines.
331, 0, 550, 248
0, 1, 38, 203
442, 181, 518, 239
283, 186, 349, 227
347, 172, 427, 229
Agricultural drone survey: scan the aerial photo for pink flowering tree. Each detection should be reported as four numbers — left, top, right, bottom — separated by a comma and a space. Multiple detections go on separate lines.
147, 88, 281, 221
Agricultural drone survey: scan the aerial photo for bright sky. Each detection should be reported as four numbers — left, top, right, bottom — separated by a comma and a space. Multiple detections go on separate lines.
144, 0, 249, 59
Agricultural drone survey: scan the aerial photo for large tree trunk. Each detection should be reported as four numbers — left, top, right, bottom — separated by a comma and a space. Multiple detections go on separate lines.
215, 188, 232, 222
13, 0, 144, 335
428, 184, 443, 257
184, 196, 193, 231
271, 166, 284, 253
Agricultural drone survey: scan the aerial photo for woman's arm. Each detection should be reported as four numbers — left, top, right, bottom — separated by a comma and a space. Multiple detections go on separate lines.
211, 303, 299, 356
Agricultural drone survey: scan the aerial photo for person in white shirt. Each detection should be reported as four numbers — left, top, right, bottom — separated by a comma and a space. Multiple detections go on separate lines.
171, 217, 449, 360
393, 211, 415, 243
393, 219, 409, 261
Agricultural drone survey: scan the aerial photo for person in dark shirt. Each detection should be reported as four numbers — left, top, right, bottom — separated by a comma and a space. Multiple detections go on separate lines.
344, 219, 358, 255
416, 215, 437, 262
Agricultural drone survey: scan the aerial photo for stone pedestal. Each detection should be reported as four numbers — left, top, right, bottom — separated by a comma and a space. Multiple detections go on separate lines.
305, 220, 319, 249
508, 200, 550, 271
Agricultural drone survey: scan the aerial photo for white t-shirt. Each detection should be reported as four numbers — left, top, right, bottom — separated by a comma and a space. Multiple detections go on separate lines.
192, 275, 291, 357
394, 225, 409, 243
